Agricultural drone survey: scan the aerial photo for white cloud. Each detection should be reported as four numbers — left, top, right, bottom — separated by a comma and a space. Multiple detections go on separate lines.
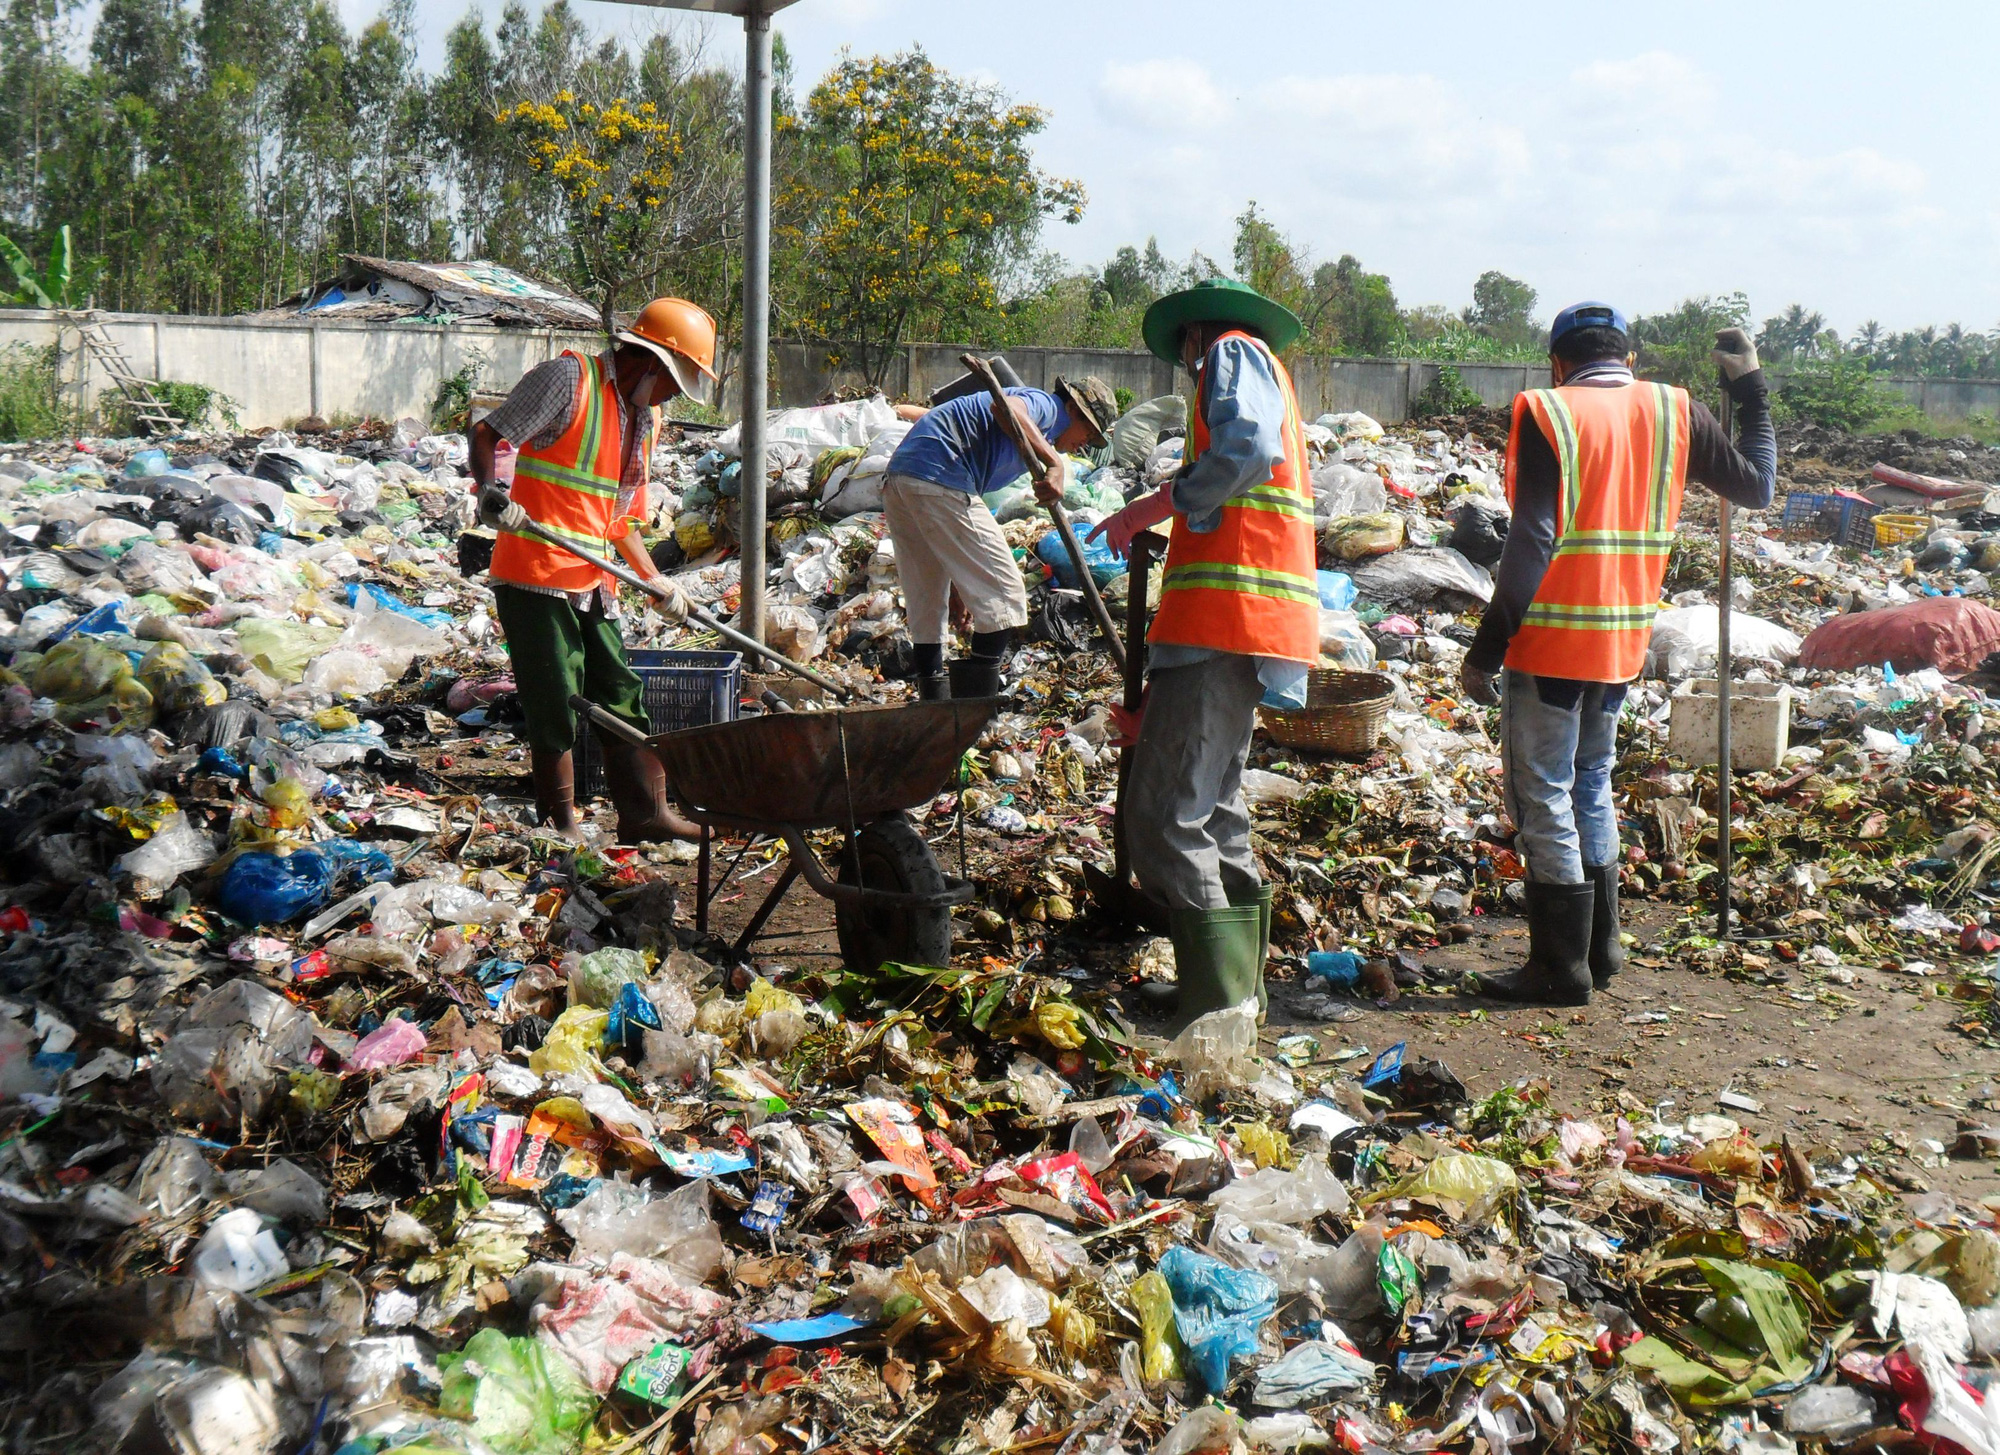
1098, 58, 1231, 133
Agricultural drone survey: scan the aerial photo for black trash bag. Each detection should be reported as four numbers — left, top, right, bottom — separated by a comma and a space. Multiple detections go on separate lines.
650, 535, 686, 574
1448, 495, 1510, 567
171, 452, 221, 470
35, 519, 77, 548
252, 452, 311, 491
179, 499, 264, 545
457, 531, 495, 579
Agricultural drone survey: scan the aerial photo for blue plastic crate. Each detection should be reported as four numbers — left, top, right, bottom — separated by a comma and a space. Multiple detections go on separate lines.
1779, 491, 1878, 546
575, 648, 741, 799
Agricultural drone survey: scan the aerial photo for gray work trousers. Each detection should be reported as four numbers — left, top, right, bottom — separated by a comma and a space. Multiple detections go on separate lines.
1125, 653, 1265, 911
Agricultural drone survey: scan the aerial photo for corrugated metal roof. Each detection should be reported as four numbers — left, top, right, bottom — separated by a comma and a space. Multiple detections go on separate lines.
259, 256, 605, 329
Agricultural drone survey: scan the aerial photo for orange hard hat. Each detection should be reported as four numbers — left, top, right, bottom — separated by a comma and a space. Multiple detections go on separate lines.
616, 297, 719, 401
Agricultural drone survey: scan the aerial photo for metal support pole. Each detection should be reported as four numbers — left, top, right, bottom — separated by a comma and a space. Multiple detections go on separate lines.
1716, 391, 1735, 939
737, 6, 774, 648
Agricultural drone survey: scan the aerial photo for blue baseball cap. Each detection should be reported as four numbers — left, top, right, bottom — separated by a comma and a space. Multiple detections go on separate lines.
1548, 301, 1630, 352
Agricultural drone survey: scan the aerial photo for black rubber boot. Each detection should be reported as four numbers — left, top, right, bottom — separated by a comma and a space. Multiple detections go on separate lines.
915, 673, 950, 702
1586, 862, 1626, 990
1475, 881, 1594, 1005
529, 748, 578, 833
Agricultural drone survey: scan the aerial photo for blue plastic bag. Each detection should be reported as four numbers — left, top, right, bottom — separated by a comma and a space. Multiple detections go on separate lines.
1306, 950, 1362, 987
1159, 1245, 1277, 1393
605, 981, 663, 1050
317, 839, 397, 886
1034, 528, 1122, 590
1317, 571, 1357, 610
124, 449, 169, 478
345, 582, 453, 631
214, 849, 337, 924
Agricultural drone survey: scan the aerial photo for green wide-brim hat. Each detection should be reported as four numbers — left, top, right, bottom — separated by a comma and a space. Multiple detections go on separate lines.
1142, 277, 1303, 365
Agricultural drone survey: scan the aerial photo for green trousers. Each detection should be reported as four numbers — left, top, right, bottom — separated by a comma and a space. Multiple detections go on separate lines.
492, 583, 648, 754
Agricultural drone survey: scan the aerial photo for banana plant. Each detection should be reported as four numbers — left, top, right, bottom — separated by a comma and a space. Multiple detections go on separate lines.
0, 226, 91, 308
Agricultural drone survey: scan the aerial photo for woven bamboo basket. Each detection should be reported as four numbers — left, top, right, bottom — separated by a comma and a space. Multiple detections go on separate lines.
1258, 669, 1397, 755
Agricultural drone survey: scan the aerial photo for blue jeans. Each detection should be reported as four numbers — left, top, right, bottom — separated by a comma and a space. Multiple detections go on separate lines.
1500, 670, 1626, 883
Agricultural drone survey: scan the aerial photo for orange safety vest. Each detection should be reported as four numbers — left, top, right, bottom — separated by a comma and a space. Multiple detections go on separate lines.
488, 351, 653, 595
1148, 330, 1319, 663
1503, 380, 1692, 682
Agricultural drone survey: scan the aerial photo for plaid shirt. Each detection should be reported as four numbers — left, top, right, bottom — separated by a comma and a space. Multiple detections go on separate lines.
485, 352, 651, 613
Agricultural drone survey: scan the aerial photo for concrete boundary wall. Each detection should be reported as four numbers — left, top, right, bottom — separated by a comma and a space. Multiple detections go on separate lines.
2, 308, 1996, 431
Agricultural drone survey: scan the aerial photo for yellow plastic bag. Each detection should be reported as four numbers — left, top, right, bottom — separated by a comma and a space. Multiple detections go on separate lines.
137, 641, 227, 714
744, 978, 805, 1018
1364, 1151, 1518, 1207
1325, 511, 1405, 562
1032, 1001, 1087, 1051
1236, 1121, 1292, 1170
33, 639, 131, 702
314, 706, 361, 732
1132, 1270, 1186, 1383
529, 1007, 611, 1078
675, 516, 715, 556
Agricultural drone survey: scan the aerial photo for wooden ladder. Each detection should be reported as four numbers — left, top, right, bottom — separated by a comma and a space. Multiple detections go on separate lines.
62, 311, 183, 434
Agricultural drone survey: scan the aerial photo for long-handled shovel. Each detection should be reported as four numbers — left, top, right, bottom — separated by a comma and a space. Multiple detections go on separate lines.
499, 510, 860, 703
959, 354, 1127, 675
1081, 529, 1169, 930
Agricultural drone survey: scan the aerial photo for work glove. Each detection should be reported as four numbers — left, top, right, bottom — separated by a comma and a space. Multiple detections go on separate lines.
1460, 662, 1501, 706
1087, 489, 1175, 561
477, 485, 529, 534
647, 576, 692, 627
1109, 686, 1149, 749
1712, 328, 1760, 382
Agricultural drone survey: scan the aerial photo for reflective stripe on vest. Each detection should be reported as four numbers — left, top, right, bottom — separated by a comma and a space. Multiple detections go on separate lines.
488, 351, 653, 594
1148, 331, 1320, 663
1502, 380, 1690, 682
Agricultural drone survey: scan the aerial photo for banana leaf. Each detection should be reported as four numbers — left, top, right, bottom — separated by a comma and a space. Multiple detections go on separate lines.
1623, 1256, 1824, 1406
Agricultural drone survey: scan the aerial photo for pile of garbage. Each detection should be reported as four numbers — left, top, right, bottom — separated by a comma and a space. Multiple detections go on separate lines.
3, 391, 2000, 1455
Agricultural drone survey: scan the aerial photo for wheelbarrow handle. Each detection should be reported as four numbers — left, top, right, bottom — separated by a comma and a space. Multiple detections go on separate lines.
959, 353, 1127, 675
503, 512, 859, 702
571, 694, 651, 748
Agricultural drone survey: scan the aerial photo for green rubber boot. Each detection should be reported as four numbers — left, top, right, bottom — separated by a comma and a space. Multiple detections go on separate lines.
1226, 883, 1274, 1018
1163, 905, 1264, 1035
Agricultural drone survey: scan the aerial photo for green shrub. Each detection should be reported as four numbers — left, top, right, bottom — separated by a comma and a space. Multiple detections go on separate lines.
1409, 364, 1484, 419
156, 380, 237, 432
0, 343, 61, 441
432, 352, 487, 431
1773, 356, 1914, 432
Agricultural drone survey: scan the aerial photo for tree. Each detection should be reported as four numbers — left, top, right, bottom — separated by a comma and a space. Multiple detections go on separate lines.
1228, 205, 1400, 354
1756, 303, 1833, 364
775, 49, 1083, 384
1630, 293, 1750, 409
1464, 270, 1538, 347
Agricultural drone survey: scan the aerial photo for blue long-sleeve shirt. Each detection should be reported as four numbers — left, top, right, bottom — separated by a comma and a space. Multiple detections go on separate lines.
1150, 336, 1310, 706
1467, 364, 1778, 678
887, 386, 1071, 495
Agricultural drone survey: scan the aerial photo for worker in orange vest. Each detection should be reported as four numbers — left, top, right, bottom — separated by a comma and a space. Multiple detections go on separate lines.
1090, 280, 1320, 1031
469, 298, 716, 841
1462, 303, 1774, 1003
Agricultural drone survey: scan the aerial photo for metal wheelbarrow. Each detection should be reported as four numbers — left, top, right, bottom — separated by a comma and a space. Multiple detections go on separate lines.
572, 694, 1000, 970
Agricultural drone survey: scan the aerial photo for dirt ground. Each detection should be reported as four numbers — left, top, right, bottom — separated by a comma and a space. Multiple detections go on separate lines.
619, 815, 2000, 1203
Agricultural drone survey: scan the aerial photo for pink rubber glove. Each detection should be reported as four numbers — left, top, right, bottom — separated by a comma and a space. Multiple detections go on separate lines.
1087, 488, 1173, 560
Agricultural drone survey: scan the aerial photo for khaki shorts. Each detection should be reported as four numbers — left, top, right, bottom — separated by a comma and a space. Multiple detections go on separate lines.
882, 474, 1030, 641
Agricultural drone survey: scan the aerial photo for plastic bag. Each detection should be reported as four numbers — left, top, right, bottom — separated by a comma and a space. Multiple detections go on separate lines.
136, 641, 226, 715
1317, 610, 1378, 669
713, 396, 899, 458
1110, 395, 1186, 467
1323, 512, 1404, 561
530, 1006, 610, 1078
1132, 1269, 1186, 1382
1316, 571, 1356, 610
1311, 462, 1387, 521
191, 1206, 288, 1292
1347, 546, 1494, 606
214, 849, 335, 925
1208, 1153, 1350, 1224
1160, 1245, 1279, 1393
234, 619, 344, 684
1170, 999, 1261, 1102
1448, 495, 1510, 567
1366, 1151, 1517, 1208
119, 813, 218, 897
1035, 528, 1123, 589
437, 1328, 596, 1455
1252, 1335, 1376, 1407
346, 1017, 428, 1070
570, 947, 649, 1009
1157, 1406, 1245, 1455
558, 1178, 723, 1281
1653, 604, 1802, 673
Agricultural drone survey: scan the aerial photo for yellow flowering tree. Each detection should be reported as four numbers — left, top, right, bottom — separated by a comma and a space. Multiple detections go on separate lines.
776, 50, 1084, 385
501, 90, 686, 332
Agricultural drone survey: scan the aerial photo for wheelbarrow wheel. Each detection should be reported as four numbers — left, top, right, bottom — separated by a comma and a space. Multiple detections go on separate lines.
836, 814, 953, 972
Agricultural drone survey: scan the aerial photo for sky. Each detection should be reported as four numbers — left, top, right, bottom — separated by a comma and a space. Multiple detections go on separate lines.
388, 0, 2000, 338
